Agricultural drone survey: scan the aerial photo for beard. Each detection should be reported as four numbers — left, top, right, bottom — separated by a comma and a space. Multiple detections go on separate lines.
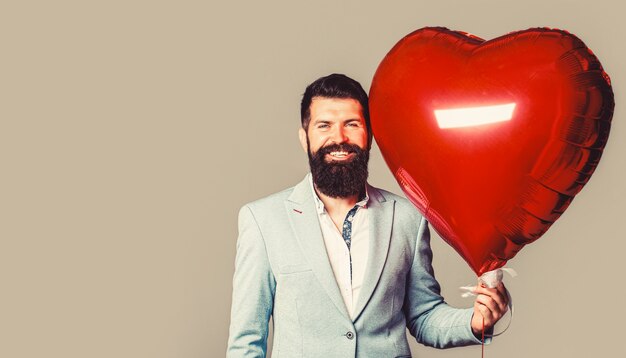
308, 141, 370, 198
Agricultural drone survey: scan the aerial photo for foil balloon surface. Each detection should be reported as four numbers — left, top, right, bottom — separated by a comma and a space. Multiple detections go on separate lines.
370, 27, 614, 276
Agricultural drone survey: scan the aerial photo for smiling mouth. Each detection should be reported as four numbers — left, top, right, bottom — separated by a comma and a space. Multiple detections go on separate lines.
326, 151, 355, 161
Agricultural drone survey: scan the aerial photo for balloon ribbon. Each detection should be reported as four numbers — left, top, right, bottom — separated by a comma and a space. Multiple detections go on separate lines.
482, 316, 485, 358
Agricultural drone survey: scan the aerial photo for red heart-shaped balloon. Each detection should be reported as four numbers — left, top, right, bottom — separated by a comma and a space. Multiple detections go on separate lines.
370, 27, 614, 276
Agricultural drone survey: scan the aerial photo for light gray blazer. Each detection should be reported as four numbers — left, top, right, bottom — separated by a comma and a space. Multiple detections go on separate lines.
227, 175, 481, 357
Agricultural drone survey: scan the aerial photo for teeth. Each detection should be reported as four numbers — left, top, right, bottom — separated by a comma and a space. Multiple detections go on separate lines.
330, 151, 348, 157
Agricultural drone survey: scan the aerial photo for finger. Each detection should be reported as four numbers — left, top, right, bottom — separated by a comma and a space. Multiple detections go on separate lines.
496, 283, 509, 305
473, 285, 495, 295
475, 294, 499, 318
475, 285, 508, 313
475, 302, 494, 327
497, 282, 507, 296
495, 283, 510, 313
489, 285, 508, 313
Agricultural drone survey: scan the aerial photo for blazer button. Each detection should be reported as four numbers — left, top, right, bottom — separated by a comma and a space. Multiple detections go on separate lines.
346, 331, 355, 340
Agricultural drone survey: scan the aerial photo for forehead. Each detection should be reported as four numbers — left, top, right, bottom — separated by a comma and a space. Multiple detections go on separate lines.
310, 97, 363, 120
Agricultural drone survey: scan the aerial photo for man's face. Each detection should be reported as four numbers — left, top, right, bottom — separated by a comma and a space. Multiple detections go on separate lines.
299, 97, 370, 198
302, 97, 369, 157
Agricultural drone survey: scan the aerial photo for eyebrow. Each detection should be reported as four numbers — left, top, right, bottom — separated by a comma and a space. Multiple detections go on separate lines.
313, 118, 362, 124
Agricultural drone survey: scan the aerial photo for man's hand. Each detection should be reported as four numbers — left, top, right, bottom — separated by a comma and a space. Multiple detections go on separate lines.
470, 282, 509, 337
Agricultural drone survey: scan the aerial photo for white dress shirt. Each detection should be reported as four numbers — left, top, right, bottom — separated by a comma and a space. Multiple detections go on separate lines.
309, 175, 369, 319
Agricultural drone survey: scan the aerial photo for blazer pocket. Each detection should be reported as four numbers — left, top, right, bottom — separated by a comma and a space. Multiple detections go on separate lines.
279, 263, 312, 274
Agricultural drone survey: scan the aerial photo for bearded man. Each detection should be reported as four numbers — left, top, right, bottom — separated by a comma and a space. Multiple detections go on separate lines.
227, 74, 508, 358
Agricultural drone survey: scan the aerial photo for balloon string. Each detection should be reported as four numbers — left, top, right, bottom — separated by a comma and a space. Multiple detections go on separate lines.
481, 316, 485, 358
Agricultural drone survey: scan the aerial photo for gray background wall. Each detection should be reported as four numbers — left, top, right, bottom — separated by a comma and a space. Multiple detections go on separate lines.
2, 0, 624, 357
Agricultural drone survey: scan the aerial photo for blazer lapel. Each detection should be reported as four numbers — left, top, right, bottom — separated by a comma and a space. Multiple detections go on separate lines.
285, 176, 351, 320
352, 185, 394, 321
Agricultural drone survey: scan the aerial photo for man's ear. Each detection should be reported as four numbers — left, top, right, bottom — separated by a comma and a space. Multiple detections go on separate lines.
298, 127, 308, 153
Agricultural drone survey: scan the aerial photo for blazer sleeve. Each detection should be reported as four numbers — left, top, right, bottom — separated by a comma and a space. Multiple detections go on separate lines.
403, 216, 483, 348
227, 205, 276, 358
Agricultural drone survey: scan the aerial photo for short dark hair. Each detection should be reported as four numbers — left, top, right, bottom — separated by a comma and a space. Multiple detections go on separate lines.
300, 74, 371, 139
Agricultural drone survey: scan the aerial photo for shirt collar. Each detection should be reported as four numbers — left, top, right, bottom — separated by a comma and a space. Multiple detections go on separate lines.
308, 173, 369, 215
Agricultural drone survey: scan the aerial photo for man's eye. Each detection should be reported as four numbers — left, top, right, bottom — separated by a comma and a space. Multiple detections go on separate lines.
347, 122, 360, 127
318, 124, 330, 129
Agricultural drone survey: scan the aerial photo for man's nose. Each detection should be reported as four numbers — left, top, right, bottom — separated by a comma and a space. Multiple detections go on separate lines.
329, 126, 348, 144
